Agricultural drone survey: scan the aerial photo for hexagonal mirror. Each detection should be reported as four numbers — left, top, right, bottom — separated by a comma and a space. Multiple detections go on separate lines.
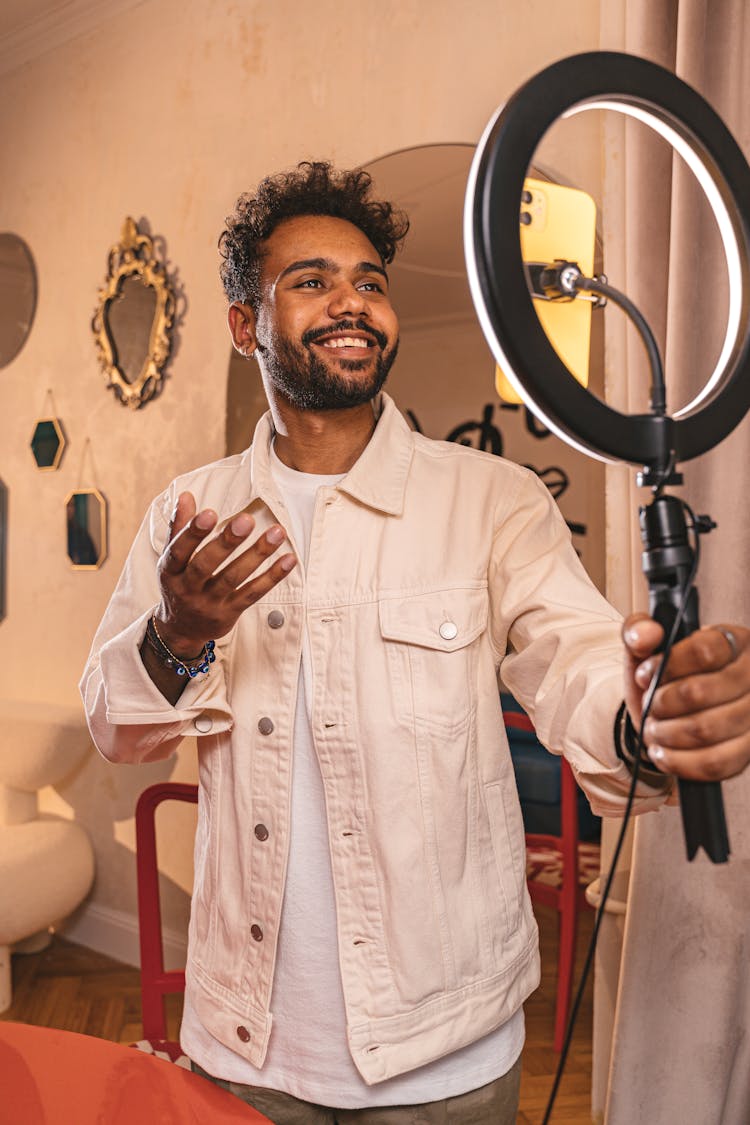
30, 417, 66, 470
66, 488, 107, 570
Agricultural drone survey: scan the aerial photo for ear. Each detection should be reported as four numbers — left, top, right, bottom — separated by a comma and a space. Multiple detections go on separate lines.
228, 302, 259, 358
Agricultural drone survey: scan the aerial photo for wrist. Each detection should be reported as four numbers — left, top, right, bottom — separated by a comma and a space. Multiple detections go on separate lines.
146, 615, 216, 679
614, 701, 667, 787
152, 612, 210, 658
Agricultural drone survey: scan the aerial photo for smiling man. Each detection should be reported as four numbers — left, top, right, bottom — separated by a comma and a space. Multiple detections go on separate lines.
234, 221, 398, 414
81, 162, 750, 1124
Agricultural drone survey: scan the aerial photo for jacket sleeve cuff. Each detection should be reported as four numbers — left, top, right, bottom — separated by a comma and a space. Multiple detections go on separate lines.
99, 607, 234, 730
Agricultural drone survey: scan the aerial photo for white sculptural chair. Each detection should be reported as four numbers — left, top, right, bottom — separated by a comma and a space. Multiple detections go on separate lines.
0, 701, 95, 1011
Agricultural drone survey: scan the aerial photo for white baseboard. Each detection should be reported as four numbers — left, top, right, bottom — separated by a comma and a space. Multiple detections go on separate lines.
60, 901, 188, 971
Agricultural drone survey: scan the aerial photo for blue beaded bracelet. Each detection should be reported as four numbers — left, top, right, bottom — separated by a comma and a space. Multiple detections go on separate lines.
146, 616, 216, 678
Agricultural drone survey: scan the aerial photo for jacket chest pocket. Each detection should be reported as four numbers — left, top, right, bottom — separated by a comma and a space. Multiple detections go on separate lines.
379, 588, 488, 738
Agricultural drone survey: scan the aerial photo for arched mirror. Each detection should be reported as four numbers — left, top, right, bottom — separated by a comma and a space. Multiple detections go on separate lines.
362, 144, 606, 590
0, 233, 37, 368
92, 217, 175, 409
0, 477, 6, 620
66, 489, 107, 570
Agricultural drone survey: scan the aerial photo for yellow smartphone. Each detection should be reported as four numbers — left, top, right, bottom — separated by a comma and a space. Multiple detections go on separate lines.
495, 177, 597, 403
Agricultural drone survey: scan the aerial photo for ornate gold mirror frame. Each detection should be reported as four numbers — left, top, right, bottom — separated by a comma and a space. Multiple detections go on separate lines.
92, 217, 176, 409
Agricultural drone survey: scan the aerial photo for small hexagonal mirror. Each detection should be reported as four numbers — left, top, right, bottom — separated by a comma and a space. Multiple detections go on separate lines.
65, 488, 107, 570
30, 417, 66, 470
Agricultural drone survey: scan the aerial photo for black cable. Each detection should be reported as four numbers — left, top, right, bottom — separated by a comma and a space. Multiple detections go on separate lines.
540, 505, 701, 1124
571, 275, 667, 417
532, 263, 668, 417
525, 257, 703, 1119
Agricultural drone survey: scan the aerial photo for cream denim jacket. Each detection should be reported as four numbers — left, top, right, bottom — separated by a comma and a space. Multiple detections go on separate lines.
81, 394, 666, 1084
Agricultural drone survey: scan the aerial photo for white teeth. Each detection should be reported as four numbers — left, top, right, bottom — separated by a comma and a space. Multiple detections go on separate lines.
321, 336, 371, 348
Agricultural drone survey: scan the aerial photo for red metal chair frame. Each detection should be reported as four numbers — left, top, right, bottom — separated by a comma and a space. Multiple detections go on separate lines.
135, 732, 593, 1053
503, 710, 594, 1051
135, 781, 199, 1043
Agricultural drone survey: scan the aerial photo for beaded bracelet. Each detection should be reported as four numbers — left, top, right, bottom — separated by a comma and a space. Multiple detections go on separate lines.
146, 615, 216, 678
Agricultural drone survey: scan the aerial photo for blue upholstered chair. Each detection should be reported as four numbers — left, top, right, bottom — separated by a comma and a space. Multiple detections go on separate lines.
502, 693, 600, 1050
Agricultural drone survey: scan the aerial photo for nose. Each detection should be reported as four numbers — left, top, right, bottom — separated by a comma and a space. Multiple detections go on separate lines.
327, 281, 369, 320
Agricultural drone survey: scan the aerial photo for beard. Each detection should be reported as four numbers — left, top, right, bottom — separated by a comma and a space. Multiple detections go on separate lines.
258, 319, 399, 411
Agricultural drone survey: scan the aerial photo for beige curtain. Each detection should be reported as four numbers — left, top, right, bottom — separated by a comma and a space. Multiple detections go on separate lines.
602, 2, 750, 1122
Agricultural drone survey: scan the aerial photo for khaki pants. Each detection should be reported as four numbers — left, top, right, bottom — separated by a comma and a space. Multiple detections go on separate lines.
191, 1056, 522, 1124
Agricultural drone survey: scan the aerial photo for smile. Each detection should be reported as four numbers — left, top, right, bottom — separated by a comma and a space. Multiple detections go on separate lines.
319, 336, 374, 349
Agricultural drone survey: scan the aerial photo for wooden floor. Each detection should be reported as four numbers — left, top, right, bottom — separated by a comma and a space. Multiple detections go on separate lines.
519, 906, 595, 1124
1, 903, 594, 1123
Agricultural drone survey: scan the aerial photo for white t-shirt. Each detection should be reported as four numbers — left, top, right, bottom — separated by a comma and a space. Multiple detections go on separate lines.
181, 444, 524, 1106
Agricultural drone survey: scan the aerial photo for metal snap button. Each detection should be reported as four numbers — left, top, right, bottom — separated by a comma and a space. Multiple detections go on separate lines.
254, 824, 269, 841
439, 621, 458, 641
258, 717, 274, 735
194, 715, 213, 734
236, 1025, 251, 1043
250, 924, 264, 942
267, 610, 284, 629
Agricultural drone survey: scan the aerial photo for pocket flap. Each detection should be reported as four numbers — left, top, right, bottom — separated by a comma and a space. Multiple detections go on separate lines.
379, 588, 488, 652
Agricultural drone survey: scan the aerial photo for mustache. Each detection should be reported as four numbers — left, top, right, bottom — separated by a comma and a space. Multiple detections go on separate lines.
302, 320, 389, 350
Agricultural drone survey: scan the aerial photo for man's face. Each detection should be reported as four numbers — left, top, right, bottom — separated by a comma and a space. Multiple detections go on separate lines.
250, 215, 400, 411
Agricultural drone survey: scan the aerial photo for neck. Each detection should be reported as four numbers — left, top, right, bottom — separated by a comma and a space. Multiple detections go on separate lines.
268, 395, 377, 474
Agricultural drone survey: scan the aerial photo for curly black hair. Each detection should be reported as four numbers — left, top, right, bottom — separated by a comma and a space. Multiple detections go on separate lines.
218, 161, 410, 309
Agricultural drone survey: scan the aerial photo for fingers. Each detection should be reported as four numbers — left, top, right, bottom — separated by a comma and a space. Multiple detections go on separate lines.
234, 552, 298, 606
161, 502, 288, 581
170, 491, 196, 538
625, 619, 750, 783
622, 613, 664, 661
162, 493, 218, 575
648, 654, 748, 721
209, 521, 296, 591
646, 734, 750, 782
635, 624, 749, 690
160, 498, 297, 610
192, 515, 296, 588
622, 613, 665, 728
644, 686, 750, 748
622, 613, 664, 698
186, 511, 257, 580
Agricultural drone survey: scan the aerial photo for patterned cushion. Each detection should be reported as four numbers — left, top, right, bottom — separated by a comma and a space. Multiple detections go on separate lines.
525, 842, 601, 889
130, 1038, 191, 1068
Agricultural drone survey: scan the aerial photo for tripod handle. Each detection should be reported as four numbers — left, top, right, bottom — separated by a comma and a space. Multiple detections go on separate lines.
650, 597, 731, 863
642, 496, 731, 863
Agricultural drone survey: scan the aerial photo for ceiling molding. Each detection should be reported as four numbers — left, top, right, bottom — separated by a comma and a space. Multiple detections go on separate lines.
0, 0, 146, 79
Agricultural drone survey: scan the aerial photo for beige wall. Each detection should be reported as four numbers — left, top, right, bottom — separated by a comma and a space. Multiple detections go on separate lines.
0, 0, 608, 959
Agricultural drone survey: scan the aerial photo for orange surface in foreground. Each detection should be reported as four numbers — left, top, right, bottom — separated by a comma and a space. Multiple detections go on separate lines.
0, 1021, 269, 1124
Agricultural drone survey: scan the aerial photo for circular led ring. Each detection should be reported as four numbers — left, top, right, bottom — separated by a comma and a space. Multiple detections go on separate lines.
464, 52, 750, 467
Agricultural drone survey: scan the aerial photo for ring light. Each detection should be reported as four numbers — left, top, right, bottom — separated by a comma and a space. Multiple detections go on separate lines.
464, 51, 750, 471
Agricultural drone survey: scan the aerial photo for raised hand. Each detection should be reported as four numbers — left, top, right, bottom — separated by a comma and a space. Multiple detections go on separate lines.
142, 491, 297, 702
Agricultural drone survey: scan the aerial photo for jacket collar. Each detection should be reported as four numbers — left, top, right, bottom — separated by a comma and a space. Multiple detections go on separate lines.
246, 393, 414, 517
